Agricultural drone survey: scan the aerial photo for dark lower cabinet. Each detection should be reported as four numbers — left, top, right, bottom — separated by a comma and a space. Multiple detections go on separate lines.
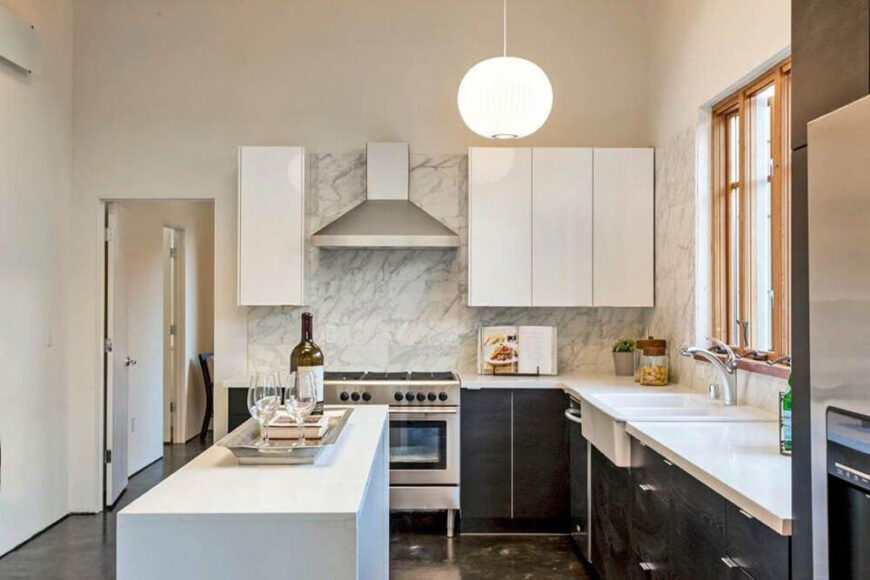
590, 437, 791, 580
513, 390, 569, 520
460, 388, 569, 532
590, 446, 631, 579
669, 459, 730, 580
460, 389, 512, 520
228, 389, 249, 432
727, 502, 791, 580
568, 398, 588, 548
630, 440, 672, 579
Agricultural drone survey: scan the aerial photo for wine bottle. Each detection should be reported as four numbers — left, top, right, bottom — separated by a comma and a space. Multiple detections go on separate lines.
780, 373, 792, 455
290, 312, 324, 414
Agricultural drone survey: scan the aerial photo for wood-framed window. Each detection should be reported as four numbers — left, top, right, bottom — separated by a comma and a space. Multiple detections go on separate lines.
712, 58, 791, 360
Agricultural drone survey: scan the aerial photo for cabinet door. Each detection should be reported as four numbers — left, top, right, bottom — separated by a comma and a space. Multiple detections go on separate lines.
726, 502, 790, 580
569, 399, 588, 540
227, 389, 249, 433
630, 439, 672, 579
512, 390, 569, 522
792, 0, 870, 149
460, 389, 512, 519
531, 148, 593, 306
669, 463, 730, 580
593, 148, 654, 307
468, 148, 532, 306
238, 146, 305, 305
591, 446, 631, 579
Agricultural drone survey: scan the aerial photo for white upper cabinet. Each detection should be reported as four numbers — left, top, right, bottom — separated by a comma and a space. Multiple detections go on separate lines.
468, 147, 533, 307
592, 148, 654, 307
532, 148, 593, 307
468, 147, 653, 308
238, 146, 306, 306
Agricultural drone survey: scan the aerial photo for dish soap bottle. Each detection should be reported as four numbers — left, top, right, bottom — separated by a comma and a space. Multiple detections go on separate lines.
780, 374, 792, 455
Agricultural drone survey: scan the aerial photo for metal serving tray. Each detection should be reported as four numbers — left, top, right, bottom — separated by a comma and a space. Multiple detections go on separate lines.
216, 407, 353, 465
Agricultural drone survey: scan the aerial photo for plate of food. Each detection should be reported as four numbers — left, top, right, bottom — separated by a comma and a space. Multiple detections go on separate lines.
482, 333, 519, 366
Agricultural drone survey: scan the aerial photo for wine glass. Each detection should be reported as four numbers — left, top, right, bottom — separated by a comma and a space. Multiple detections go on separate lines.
247, 373, 280, 447
284, 372, 317, 447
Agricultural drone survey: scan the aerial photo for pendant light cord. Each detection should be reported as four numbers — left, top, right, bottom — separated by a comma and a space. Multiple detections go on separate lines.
502, 0, 507, 57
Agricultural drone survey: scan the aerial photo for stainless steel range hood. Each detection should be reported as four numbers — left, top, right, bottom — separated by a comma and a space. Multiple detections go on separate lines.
311, 143, 460, 248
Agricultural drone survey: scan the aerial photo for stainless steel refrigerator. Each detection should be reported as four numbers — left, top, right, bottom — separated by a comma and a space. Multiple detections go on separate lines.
809, 93, 870, 579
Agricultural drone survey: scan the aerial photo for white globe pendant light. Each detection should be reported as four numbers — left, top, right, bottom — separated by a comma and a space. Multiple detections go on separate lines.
457, 0, 553, 139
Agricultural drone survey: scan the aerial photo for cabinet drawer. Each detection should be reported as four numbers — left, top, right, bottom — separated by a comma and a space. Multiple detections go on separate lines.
630, 481, 669, 579
631, 438, 672, 502
726, 503, 790, 580
669, 465, 729, 580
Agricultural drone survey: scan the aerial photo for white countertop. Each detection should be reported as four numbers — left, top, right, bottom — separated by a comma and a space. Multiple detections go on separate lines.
120, 405, 388, 518
627, 421, 792, 535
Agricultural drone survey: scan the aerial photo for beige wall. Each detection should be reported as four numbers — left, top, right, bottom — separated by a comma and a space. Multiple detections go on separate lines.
0, 0, 73, 556
67, 0, 654, 511
645, 0, 790, 403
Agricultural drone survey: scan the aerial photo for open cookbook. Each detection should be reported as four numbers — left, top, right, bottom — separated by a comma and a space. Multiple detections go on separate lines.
477, 326, 558, 375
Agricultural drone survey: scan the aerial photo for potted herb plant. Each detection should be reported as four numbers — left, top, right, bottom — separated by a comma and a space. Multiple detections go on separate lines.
612, 338, 636, 376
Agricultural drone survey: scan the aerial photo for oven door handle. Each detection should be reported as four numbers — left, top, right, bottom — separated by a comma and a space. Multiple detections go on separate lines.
389, 407, 458, 415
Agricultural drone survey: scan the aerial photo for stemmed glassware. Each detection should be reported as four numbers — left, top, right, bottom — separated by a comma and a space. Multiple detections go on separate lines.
283, 371, 317, 447
247, 372, 280, 447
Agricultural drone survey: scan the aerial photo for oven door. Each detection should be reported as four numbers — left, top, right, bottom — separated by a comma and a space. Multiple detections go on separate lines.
388, 407, 459, 486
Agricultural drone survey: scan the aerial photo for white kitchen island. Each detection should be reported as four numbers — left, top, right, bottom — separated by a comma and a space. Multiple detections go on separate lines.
117, 406, 389, 580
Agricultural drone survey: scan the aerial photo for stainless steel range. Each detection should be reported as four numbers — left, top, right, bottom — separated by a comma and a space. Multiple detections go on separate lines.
324, 371, 461, 537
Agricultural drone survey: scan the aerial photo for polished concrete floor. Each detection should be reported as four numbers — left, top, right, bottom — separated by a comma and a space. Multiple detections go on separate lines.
0, 438, 590, 579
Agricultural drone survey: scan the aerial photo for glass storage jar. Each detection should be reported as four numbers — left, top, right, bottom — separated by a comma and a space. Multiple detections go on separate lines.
634, 337, 667, 382
637, 347, 669, 386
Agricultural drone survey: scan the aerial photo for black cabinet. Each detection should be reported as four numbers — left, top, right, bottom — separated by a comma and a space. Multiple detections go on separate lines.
460, 388, 569, 532
792, 0, 870, 148
513, 390, 570, 519
228, 388, 249, 432
460, 389, 512, 520
590, 446, 631, 579
669, 460, 730, 580
630, 439, 672, 579
727, 502, 791, 580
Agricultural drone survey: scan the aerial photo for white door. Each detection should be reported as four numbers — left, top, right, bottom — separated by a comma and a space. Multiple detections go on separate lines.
105, 204, 129, 505
532, 148, 593, 306
593, 148, 655, 307
124, 211, 166, 475
468, 147, 533, 306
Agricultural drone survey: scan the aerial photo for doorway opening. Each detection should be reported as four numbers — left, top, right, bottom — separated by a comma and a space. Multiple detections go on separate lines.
101, 200, 215, 507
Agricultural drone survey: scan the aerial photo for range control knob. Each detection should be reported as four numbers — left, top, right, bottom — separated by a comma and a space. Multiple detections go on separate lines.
405, 393, 415, 402
438, 392, 448, 402
394, 392, 404, 402
416, 393, 426, 402
362, 392, 372, 402
339, 392, 350, 402
351, 392, 361, 402
427, 392, 437, 402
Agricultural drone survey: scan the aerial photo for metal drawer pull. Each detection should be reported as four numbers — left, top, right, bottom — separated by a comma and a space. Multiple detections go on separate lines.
638, 483, 656, 492
738, 509, 754, 520
834, 462, 870, 482
639, 562, 656, 571
662, 459, 673, 466
721, 556, 739, 569
564, 408, 583, 425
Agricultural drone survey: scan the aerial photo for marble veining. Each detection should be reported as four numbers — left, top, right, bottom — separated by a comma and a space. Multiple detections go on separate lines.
248, 151, 647, 375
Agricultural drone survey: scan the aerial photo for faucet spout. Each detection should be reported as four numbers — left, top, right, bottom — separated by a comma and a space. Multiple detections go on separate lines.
680, 343, 738, 406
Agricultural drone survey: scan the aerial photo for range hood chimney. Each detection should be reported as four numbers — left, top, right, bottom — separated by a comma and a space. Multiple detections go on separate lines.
311, 143, 460, 248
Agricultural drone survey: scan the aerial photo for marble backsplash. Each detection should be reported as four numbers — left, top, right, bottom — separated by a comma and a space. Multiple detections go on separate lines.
248, 152, 648, 375
647, 127, 788, 414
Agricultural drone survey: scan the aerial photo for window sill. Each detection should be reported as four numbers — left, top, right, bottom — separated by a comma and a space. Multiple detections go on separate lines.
691, 353, 790, 380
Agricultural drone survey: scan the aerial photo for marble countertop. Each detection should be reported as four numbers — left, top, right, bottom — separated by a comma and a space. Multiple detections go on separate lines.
626, 421, 792, 535
120, 406, 388, 517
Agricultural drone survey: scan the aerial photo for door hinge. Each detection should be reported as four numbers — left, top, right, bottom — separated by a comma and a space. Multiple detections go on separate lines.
104, 338, 113, 353
169, 247, 177, 258
105, 227, 114, 242
105, 449, 112, 464
169, 324, 177, 336
169, 401, 176, 413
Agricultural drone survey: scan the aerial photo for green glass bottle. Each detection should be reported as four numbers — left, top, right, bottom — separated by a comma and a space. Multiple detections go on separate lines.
780, 374, 792, 455
290, 312, 324, 414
